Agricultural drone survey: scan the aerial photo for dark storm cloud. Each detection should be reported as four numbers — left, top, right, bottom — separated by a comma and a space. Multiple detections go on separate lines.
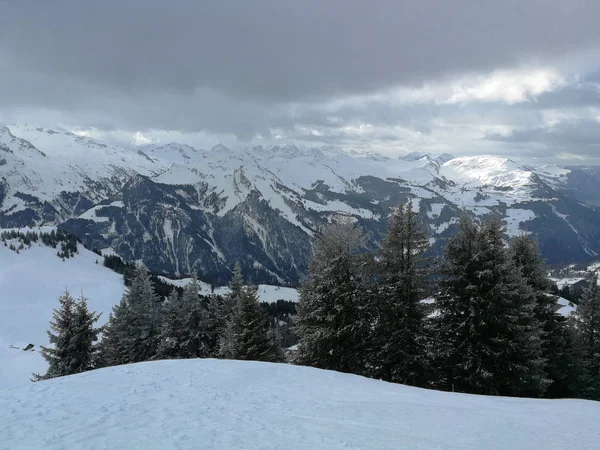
2, 0, 600, 101
1, 0, 600, 162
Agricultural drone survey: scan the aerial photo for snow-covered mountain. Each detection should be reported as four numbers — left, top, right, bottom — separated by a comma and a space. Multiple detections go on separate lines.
2, 124, 600, 284
2, 359, 599, 449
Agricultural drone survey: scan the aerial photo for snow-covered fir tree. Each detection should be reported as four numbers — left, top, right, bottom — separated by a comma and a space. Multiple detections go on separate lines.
69, 294, 102, 373
573, 274, 600, 399
509, 235, 579, 397
220, 282, 283, 362
371, 201, 430, 386
205, 293, 226, 357
100, 264, 162, 366
436, 215, 546, 396
156, 290, 184, 359
178, 275, 210, 358
34, 289, 100, 380
296, 221, 370, 375
223, 263, 244, 319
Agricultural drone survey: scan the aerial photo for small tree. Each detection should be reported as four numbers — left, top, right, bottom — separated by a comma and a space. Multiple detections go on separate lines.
221, 284, 283, 362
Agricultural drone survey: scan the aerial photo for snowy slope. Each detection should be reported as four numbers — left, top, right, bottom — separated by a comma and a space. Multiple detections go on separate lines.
0, 229, 126, 389
158, 275, 299, 303
1, 359, 599, 450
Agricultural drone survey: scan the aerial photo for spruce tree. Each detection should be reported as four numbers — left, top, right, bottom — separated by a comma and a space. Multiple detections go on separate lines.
224, 263, 244, 318
372, 202, 430, 386
573, 274, 600, 399
33, 289, 76, 380
205, 293, 226, 357
221, 284, 283, 362
100, 265, 162, 365
509, 235, 577, 397
156, 290, 185, 359
69, 294, 102, 373
178, 275, 210, 358
34, 290, 100, 380
436, 215, 546, 396
296, 221, 369, 375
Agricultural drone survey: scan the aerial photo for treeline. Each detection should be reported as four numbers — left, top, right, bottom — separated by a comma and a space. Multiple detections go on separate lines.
33, 204, 600, 400
1, 228, 78, 258
295, 203, 600, 400
34, 264, 284, 381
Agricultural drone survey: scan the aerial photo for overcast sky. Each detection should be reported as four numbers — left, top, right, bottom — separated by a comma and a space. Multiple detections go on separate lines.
2, 0, 600, 164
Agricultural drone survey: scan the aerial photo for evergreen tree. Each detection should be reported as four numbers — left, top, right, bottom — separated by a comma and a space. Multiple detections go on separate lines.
100, 265, 162, 365
156, 290, 185, 359
509, 235, 577, 397
33, 289, 76, 380
33, 290, 100, 380
221, 284, 283, 362
296, 221, 369, 375
224, 263, 244, 318
178, 274, 210, 358
205, 293, 226, 357
69, 294, 102, 373
573, 274, 600, 399
371, 202, 430, 386
436, 215, 546, 396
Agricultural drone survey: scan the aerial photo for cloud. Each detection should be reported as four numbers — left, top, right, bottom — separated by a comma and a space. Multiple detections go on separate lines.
1, 1, 600, 163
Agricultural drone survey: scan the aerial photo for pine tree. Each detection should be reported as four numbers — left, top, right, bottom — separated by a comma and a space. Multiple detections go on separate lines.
371, 202, 430, 386
509, 235, 577, 397
221, 284, 283, 362
33, 289, 77, 380
573, 274, 600, 399
156, 290, 185, 359
33, 290, 100, 380
178, 274, 210, 358
69, 294, 102, 373
296, 221, 369, 375
436, 215, 546, 396
100, 265, 162, 366
224, 263, 244, 319
205, 293, 225, 357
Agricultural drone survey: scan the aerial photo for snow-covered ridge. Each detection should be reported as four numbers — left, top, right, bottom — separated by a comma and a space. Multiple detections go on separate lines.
440, 156, 535, 189
0, 123, 568, 218
2, 359, 599, 449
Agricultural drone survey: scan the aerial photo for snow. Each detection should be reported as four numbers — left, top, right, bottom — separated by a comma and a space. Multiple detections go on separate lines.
0, 238, 125, 390
503, 208, 536, 235
158, 276, 299, 303
557, 297, 576, 316
0, 124, 578, 243
441, 156, 534, 191
1, 359, 598, 450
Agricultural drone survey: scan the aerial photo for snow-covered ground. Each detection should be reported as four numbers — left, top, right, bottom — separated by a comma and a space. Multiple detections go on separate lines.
1, 359, 598, 450
158, 276, 299, 303
0, 238, 125, 390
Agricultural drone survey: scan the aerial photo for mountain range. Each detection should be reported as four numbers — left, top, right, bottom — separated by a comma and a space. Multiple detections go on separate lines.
1, 124, 599, 285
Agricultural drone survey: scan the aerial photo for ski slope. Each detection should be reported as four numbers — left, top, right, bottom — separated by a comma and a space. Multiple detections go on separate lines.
0, 235, 126, 390
1, 359, 599, 450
